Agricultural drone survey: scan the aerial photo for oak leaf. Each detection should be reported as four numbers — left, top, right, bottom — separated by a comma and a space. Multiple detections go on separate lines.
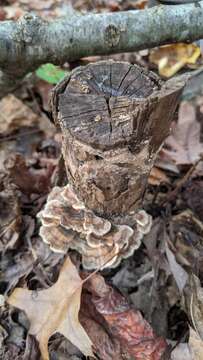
8, 257, 93, 360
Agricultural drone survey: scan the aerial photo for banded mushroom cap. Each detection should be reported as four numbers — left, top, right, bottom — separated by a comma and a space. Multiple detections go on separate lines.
38, 184, 152, 269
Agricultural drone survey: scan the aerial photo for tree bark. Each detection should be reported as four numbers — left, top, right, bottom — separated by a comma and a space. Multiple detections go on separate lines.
51, 61, 185, 219
37, 61, 186, 269
0, 3, 203, 96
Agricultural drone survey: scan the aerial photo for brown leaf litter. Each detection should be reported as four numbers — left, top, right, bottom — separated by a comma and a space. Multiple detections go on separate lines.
8, 257, 93, 360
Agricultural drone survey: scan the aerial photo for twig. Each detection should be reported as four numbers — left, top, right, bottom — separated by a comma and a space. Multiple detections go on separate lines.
1, 3, 203, 96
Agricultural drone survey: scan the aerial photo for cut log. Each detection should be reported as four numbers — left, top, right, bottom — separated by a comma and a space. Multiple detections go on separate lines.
37, 61, 187, 269
52, 61, 185, 220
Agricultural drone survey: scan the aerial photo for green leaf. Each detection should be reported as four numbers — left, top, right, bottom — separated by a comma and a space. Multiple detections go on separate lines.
36, 63, 67, 84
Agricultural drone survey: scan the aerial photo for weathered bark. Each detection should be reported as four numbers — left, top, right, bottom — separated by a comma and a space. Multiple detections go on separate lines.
38, 61, 186, 269
51, 61, 185, 219
1, 2, 203, 97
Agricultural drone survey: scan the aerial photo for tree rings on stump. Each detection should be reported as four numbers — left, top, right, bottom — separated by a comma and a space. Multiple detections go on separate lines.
51, 61, 185, 219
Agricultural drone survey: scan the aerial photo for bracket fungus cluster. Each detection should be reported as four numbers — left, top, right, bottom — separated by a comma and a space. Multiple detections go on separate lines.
38, 184, 151, 269
39, 61, 185, 269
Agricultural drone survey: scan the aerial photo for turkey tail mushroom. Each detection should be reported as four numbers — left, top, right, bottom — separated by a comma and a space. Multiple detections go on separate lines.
38, 184, 150, 269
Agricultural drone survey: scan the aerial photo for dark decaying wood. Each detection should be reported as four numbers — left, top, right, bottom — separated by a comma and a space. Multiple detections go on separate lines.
39, 60, 186, 269
51, 61, 185, 220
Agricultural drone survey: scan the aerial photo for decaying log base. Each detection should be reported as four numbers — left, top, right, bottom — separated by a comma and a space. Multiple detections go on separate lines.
39, 61, 185, 269
52, 61, 185, 218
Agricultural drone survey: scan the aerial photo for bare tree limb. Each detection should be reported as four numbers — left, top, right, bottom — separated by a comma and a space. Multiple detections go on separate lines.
1, 3, 203, 96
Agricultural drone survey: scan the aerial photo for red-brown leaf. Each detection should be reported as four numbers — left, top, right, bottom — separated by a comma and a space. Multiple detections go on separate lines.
87, 274, 167, 360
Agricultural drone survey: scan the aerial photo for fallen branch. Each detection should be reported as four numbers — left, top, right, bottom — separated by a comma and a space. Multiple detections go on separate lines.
1, 3, 203, 96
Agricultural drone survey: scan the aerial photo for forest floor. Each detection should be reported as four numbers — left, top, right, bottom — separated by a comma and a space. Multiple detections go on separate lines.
1, 1, 203, 359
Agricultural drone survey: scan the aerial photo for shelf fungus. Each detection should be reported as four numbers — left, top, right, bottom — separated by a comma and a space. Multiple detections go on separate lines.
39, 61, 185, 269
38, 184, 152, 269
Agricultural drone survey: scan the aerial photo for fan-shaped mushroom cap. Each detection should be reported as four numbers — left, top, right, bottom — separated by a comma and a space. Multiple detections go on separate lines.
39, 185, 151, 269
39, 225, 76, 253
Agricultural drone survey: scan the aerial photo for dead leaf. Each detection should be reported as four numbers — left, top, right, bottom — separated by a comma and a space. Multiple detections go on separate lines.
47, 336, 84, 360
0, 94, 54, 137
0, 7, 6, 20
182, 179, 203, 221
1, 252, 35, 293
27, 0, 55, 11
171, 342, 192, 360
165, 240, 188, 293
1, 5, 24, 20
164, 101, 203, 166
23, 335, 41, 360
149, 166, 170, 186
169, 210, 203, 274
87, 274, 167, 360
183, 274, 203, 340
0, 95, 39, 133
8, 257, 93, 360
150, 43, 201, 78
0, 188, 21, 251
5, 153, 54, 195
190, 275, 203, 339
34, 80, 53, 112
189, 327, 203, 360
0, 324, 8, 351
155, 148, 179, 174
80, 301, 123, 360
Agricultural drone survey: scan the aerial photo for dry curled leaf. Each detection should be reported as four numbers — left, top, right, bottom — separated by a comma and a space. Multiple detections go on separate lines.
8, 257, 93, 360
150, 43, 201, 78
87, 274, 167, 360
80, 303, 123, 360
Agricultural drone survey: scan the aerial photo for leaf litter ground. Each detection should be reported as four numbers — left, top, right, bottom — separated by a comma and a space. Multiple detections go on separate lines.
1, 1, 203, 360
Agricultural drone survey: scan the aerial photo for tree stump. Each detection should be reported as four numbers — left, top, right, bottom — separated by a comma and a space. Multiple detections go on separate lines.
52, 61, 184, 219
39, 61, 185, 269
